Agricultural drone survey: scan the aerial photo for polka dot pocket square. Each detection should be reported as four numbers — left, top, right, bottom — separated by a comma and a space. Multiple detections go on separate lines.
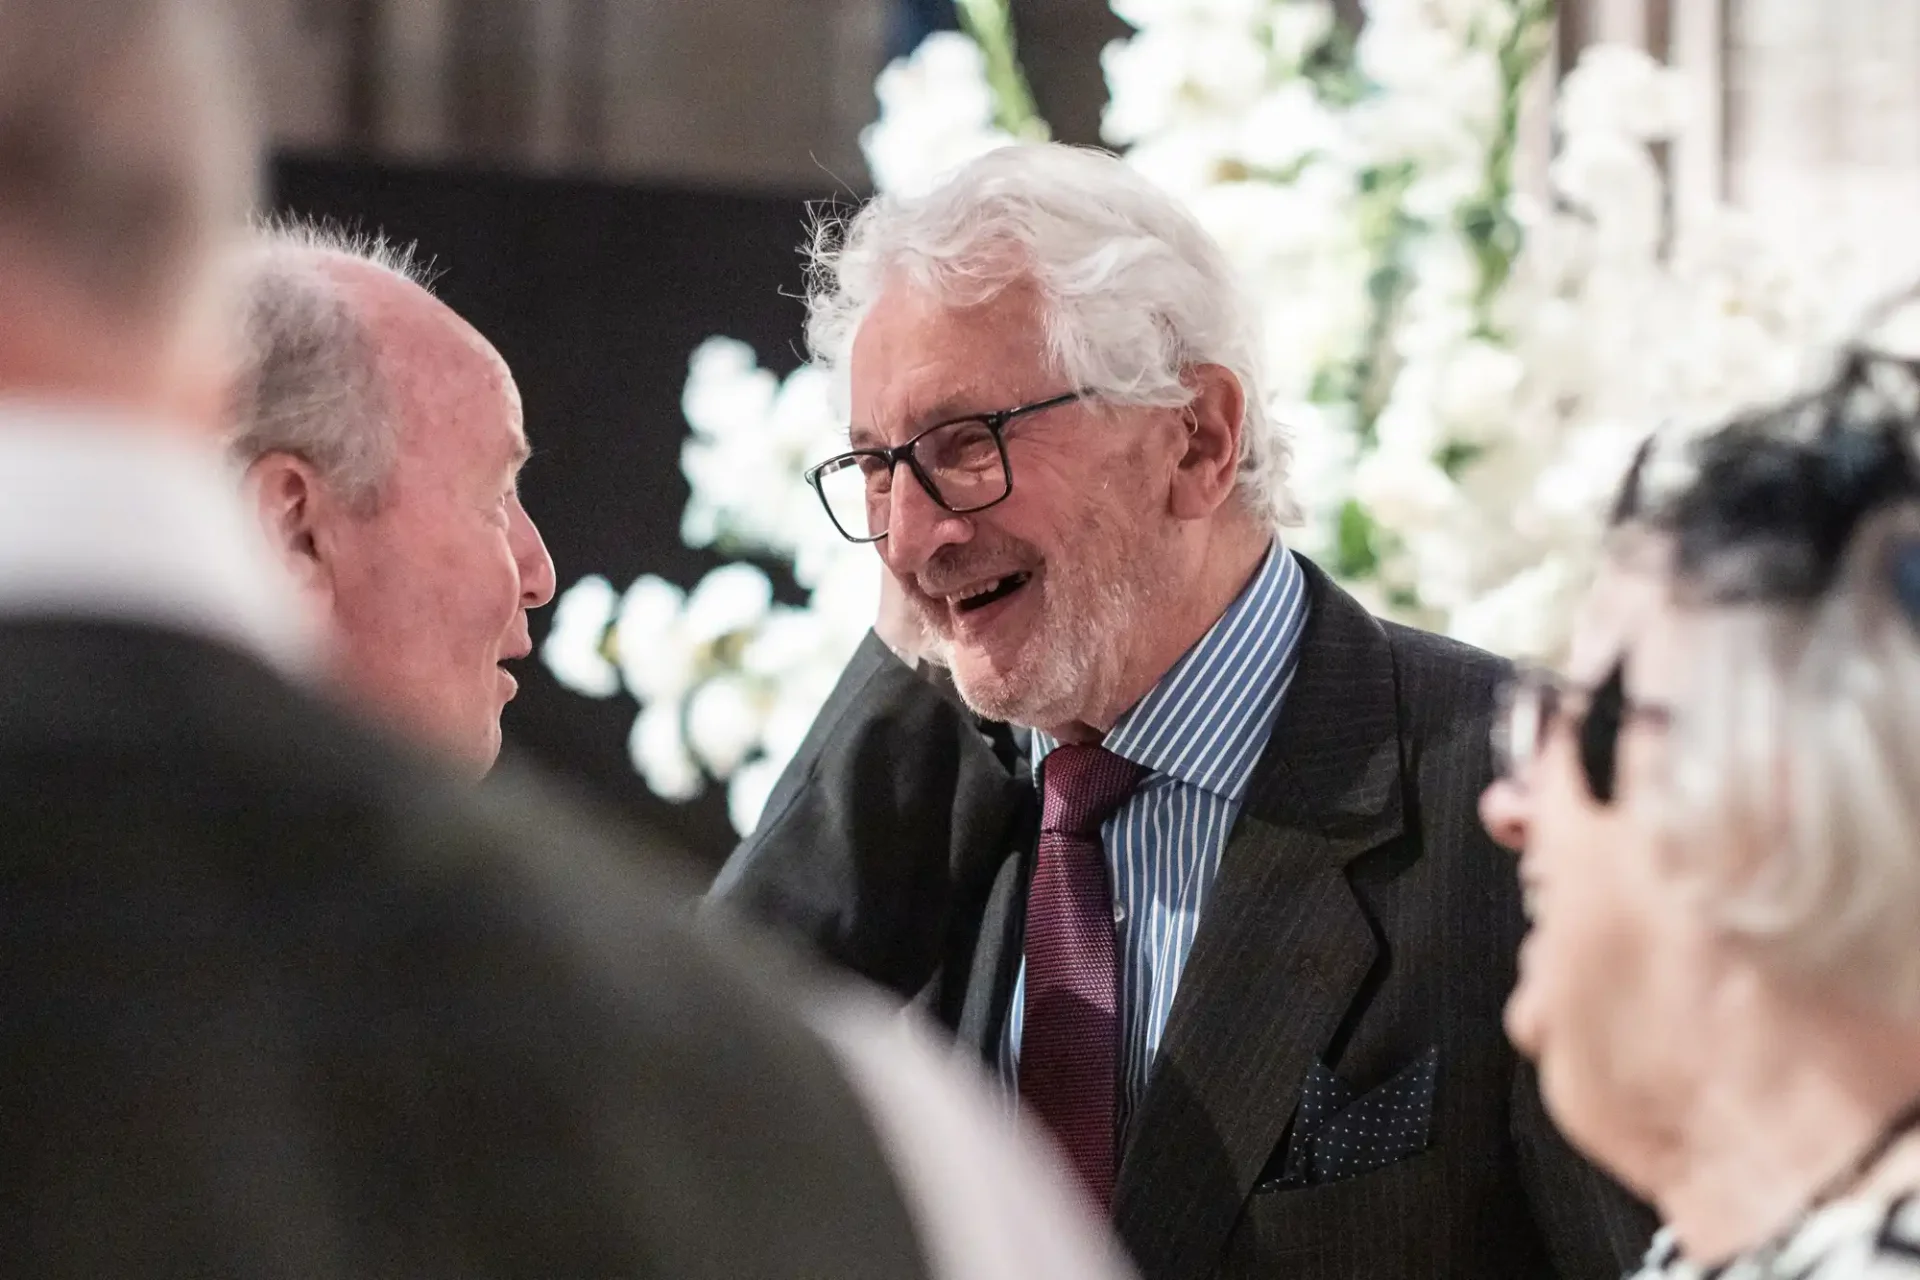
1273, 1045, 1438, 1188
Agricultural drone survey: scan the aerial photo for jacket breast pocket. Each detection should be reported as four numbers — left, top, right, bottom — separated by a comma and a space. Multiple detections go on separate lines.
1221, 1147, 1446, 1278
1257, 1045, 1439, 1190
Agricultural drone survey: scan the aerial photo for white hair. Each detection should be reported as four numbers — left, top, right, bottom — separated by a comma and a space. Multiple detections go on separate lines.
1654, 504, 1920, 1021
0, 0, 254, 324
804, 143, 1299, 528
224, 221, 433, 512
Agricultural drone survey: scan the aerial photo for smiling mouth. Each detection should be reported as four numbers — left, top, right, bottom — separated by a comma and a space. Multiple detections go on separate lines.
950, 571, 1032, 614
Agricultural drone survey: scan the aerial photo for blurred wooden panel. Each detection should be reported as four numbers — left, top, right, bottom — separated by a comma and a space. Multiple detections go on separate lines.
1668, 0, 1725, 218
242, 0, 888, 192
233, 0, 354, 151
235, 0, 1920, 241
1725, 0, 1920, 285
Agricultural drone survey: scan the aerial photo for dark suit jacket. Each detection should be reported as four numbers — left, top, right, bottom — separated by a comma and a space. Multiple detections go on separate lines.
714, 556, 1655, 1280
0, 618, 927, 1280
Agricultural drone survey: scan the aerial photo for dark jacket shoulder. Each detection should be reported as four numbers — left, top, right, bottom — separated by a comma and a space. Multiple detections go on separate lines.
0, 619, 929, 1280
1381, 617, 1512, 719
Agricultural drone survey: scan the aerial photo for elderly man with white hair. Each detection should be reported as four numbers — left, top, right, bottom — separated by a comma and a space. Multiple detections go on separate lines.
1481, 346, 1920, 1279
226, 225, 556, 776
0, 7, 1141, 1278
714, 141, 1652, 1279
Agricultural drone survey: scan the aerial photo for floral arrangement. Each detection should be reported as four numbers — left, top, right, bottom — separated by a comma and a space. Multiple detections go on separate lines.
544, 0, 1867, 835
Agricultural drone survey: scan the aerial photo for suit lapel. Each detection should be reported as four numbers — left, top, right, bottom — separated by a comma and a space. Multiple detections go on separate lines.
950, 727, 1038, 1064
1113, 560, 1407, 1280
951, 822, 1033, 1062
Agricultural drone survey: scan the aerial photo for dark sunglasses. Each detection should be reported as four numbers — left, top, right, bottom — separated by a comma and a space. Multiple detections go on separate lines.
1492, 660, 1673, 804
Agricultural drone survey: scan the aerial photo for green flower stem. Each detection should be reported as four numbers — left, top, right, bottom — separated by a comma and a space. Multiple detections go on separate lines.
952, 0, 1051, 140
1467, 0, 1557, 329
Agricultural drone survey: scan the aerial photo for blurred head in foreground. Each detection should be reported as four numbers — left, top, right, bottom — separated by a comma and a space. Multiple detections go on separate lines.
1481, 341, 1920, 1265
0, 0, 253, 424
225, 226, 557, 775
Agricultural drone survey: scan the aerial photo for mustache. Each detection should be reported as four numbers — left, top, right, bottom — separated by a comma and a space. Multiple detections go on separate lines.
911, 541, 1038, 596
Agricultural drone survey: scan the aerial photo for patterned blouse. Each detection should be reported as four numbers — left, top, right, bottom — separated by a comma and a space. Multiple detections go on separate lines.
1633, 1195, 1920, 1280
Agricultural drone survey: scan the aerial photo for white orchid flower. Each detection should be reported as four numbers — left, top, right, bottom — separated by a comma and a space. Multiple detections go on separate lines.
726, 755, 788, 837
628, 699, 703, 802
686, 674, 769, 779
540, 575, 621, 699
614, 575, 696, 706
681, 563, 773, 647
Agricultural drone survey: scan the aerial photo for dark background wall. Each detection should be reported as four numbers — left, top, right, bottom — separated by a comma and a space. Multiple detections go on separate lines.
272, 154, 820, 870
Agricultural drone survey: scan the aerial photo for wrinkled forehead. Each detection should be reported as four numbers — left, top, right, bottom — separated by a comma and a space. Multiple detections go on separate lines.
847, 275, 1052, 425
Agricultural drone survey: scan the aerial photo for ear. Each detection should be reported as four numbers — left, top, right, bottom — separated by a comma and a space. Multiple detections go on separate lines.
1167, 363, 1246, 521
243, 452, 336, 599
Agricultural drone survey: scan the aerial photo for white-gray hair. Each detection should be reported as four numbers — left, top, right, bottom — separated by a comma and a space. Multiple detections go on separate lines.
804, 143, 1299, 528
1659, 507, 1920, 1022
225, 221, 433, 512
0, 0, 254, 323
1617, 350, 1920, 1021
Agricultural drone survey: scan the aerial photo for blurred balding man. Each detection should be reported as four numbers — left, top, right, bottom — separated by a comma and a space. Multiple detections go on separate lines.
227, 229, 555, 775
0, 4, 1136, 1278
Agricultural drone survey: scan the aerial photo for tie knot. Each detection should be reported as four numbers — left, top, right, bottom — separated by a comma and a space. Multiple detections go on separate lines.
1040, 744, 1148, 837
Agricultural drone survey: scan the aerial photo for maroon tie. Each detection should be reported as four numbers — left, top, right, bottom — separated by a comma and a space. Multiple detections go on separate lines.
1019, 743, 1148, 1208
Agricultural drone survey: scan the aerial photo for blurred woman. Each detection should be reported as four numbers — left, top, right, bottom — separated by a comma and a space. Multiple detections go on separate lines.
1481, 347, 1920, 1278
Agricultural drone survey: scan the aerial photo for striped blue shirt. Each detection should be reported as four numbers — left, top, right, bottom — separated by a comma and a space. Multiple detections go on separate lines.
1000, 541, 1311, 1128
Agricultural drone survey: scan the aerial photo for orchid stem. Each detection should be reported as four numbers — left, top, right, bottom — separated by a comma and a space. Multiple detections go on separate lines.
952, 0, 1051, 141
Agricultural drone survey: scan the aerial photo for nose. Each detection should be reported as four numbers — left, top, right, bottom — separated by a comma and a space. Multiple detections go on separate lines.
879, 462, 972, 579
513, 498, 557, 609
1479, 776, 1531, 854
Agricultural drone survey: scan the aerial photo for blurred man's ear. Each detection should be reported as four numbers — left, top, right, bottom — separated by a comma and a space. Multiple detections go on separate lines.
244, 452, 337, 600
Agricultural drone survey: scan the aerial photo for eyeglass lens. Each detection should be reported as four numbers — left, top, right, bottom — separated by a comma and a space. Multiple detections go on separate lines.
814, 418, 1009, 540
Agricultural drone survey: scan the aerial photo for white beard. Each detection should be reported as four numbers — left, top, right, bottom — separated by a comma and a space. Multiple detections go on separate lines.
934, 526, 1177, 731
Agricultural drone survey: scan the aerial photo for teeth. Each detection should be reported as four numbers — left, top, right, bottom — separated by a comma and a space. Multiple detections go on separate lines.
950, 574, 1015, 604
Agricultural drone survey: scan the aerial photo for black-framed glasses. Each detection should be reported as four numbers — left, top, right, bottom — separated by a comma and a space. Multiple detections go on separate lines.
1493, 660, 1674, 804
804, 389, 1092, 544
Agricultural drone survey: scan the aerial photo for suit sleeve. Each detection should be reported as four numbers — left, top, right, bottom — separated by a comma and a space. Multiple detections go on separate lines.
1510, 1059, 1658, 1278
709, 631, 1028, 1000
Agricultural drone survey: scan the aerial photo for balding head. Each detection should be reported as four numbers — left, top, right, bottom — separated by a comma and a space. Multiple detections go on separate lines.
315, 249, 524, 492
226, 229, 435, 510
232, 226, 556, 775
0, 0, 255, 417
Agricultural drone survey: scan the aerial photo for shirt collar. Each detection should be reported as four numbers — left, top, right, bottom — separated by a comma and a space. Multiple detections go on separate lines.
0, 399, 321, 676
1034, 540, 1311, 803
